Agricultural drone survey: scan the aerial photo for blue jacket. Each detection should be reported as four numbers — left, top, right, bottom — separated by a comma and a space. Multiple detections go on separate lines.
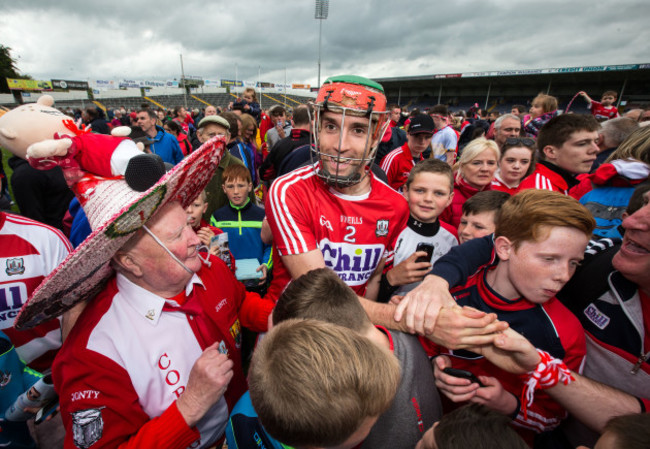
0, 331, 42, 448
211, 199, 272, 269
147, 125, 184, 165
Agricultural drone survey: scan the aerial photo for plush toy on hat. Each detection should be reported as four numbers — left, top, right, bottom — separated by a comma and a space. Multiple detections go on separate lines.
0, 94, 163, 192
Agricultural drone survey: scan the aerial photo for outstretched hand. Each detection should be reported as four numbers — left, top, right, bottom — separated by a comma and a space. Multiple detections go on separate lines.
427, 306, 508, 349
394, 274, 455, 335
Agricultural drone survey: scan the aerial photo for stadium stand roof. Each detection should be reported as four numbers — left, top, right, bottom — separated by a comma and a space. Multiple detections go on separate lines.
373, 63, 650, 112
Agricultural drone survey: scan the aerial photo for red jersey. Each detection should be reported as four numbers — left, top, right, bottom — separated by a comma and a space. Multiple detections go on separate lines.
490, 173, 519, 195
590, 101, 619, 121
518, 162, 578, 197
0, 212, 72, 371
266, 164, 409, 299
380, 143, 423, 191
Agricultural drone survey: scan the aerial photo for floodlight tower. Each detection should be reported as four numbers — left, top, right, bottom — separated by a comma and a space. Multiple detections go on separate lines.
315, 0, 329, 88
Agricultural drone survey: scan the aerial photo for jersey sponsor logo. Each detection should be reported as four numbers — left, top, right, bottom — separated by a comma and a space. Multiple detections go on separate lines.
71, 390, 100, 402
5, 258, 25, 276
0, 283, 28, 327
340, 216, 363, 225
71, 407, 105, 449
583, 303, 610, 330
320, 215, 333, 232
319, 239, 384, 286
375, 219, 389, 237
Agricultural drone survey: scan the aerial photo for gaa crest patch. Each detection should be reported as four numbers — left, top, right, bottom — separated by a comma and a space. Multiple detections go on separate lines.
229, 319, 242, 348
72, 407, 105, 449
5, 258, 25, 276
375, 219, 389, 237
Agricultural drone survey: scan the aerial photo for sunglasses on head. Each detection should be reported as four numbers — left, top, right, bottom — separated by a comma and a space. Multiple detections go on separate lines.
504, 137, 536, 148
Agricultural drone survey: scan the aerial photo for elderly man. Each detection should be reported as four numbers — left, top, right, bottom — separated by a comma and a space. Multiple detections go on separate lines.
493, 113, 522, 150
16, 136, 269, 449
204, 105, 218, 117
591, 116, 639, 171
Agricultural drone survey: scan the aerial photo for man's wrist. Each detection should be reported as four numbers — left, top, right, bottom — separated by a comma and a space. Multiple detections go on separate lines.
176, 394, 203, 428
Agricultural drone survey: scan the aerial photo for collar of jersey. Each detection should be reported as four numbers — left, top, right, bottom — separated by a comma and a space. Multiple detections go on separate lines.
477, 266, 535, 311
407, 216, 440, 236
115, 272, 205, 325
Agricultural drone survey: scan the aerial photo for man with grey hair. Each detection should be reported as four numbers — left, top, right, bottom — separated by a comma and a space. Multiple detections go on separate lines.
592, 117, 639, 171
493, 113, 522, 150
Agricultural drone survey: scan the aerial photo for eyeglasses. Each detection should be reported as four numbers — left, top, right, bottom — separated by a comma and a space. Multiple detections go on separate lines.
504, 137, 536, 148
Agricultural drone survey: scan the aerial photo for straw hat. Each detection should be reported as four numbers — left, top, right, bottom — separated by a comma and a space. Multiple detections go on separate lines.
15, 135, 225, 329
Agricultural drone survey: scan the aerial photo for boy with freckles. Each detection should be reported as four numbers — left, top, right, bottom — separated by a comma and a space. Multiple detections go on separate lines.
428, 190, 595, 444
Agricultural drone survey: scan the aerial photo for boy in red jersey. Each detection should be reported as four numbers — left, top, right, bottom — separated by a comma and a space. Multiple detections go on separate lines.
429, 190, 594, 444
579, 90, 620, 121
518, 114, 599, 196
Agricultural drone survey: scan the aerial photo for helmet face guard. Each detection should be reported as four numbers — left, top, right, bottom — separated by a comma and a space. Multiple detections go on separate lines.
309, 76, 388, 188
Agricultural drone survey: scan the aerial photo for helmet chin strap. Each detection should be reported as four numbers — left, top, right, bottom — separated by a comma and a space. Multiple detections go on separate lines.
142, 224, 199, 274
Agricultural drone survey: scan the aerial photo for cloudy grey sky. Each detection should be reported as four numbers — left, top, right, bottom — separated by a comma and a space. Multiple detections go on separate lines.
1, 0, 648, 86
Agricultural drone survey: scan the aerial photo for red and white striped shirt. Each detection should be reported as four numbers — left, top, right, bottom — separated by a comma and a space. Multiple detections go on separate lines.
266, 165, 409, 298
0, 212, 72, 371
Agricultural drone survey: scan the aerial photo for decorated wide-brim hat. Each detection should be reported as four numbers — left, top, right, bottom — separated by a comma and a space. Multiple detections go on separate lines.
15, 137, 224, 329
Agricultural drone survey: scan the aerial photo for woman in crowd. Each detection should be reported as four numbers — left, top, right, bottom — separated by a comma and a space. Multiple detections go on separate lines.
440, 138, 499, 228
163, 120, 192, 157
239, 113, 262, 184
491, 137, 536, 195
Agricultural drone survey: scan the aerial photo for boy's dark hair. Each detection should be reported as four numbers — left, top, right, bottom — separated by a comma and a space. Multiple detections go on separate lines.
273, 268, 371, 333
220, 112, 239, 137
429, 104, 449, 116
512, 104, 527, 114
433, 404, 528, 449
173, 105, 185, 118
85, 107, 99, 120
602, 90, 618, 99
165, 120, 184, 134
537, 114, 600, 159
269, 105, 286, 117
222, 164, 252, 184
405, 159, 454, 191
602, 413, 650, 449
292, 104, 312, 127
462, 190, 511, 216
626, 182, 650, 214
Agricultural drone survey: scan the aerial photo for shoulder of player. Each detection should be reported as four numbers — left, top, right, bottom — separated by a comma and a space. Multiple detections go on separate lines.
542, 297, 586, 342
439, 220, 459, 240
269, 165, 316, 193
4, 213, 72, 245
